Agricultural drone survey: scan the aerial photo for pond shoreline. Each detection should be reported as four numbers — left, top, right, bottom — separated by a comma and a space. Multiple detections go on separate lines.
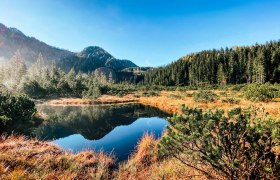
41, 94, 177, 114
43, 93, 182, 115
42, 90, 280, 117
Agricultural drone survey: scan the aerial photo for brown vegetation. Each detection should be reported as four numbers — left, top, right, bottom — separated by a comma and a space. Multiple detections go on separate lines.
45, 90, 280, 117
0, 134, 223, 180
116, 133, 223, 180
0, 135, 114, 179
47, 94, 138, 105
139, 91, 280, 117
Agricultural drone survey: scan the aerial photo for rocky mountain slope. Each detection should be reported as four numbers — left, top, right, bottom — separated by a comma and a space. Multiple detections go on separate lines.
0, 23, 73, 66
0, 23, 137, 72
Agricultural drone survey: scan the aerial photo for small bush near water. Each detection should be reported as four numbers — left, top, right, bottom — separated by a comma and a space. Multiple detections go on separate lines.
159, 105, 280, 179
193, 90, 219, 103
82, 84, 101, 100
0, 91, 37, 127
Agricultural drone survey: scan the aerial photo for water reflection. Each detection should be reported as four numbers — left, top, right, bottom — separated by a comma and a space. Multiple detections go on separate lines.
35, 103, 168, 161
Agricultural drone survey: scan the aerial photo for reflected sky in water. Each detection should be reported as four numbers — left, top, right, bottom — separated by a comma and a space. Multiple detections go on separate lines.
54, 117, 167, 161
36, 104, 168, 161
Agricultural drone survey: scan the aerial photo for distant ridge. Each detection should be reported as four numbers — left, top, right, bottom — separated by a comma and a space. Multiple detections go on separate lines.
0, 23, 138, 72
0, 23, 73, 66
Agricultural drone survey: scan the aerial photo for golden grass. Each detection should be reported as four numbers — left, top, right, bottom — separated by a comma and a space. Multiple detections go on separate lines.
47, 94, 138, 105
139, 90, 280, 117
115, 133, 224, 180
0, 134, 221, 180
44, 90, 280, 117
0, 135, 115, 180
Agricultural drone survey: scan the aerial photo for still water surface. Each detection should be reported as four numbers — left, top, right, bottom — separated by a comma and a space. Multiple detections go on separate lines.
35, 103, 168, 161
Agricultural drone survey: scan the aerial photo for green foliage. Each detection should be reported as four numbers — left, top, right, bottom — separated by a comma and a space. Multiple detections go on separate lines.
20, 79, 47, 98
193, 90, 219, 102
230, 84, 246, 91
222, 97, 240, 104
144, 41, 280, 86
82, 84, 101, 100
184, 92, 193, 97
167, 94, 182, 99
219, 91, 227, 96
100, 83, 136, 96
142, 91, 160, 97
159, 105, 280, 179
0, 91, 37, 127
243, 83, 280, 102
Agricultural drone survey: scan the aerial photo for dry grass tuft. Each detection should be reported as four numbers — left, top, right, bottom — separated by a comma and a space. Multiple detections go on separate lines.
0, 135, 115, 180
115, 133, 223, 180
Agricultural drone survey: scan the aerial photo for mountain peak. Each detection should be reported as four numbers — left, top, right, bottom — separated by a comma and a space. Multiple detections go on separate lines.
0, 23, 6, 29
0, 23, 7, 33
78, 46, 113, 59
9, 27, 24, 35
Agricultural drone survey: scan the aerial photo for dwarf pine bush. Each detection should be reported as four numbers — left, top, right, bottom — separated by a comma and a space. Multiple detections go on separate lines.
243, 83, 279, 102
159, 105, 280, 179
0, 91, 37, 126
193, 90, 219, 102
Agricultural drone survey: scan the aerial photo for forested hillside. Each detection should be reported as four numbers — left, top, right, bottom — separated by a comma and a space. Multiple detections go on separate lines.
144, 41, 280, 86
57, 46, 138, 73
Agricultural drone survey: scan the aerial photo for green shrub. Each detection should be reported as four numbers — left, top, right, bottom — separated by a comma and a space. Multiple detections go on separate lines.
142, 91, 159, 97
230, 84, 247, 91
185, 92, 193, 97
222, 97, 240, 104
82, 85, 101, 100
219, 91, 227, 96
167, 94, 182, 99
243, 83, 279, 102
159, 105, 280, 179
20, 80, 47, 98
193, 90, 219, 102
0, 92, 37, 127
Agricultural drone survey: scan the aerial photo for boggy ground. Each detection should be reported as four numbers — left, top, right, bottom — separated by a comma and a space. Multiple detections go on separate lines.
46, 90, 280, 117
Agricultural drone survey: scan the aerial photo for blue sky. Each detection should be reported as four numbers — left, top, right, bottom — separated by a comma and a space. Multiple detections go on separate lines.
0, 0, 280, 67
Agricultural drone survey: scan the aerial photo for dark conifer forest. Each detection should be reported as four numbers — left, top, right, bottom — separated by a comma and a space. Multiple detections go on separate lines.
144, 41, 280, 86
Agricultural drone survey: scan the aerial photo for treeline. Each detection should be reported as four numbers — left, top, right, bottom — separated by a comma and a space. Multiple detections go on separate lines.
0, 51, 137, 99
144, 40, 280, 86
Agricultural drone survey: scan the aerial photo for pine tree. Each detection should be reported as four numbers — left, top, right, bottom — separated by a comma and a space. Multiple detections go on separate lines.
108, 72, 114, 84
217, 63, 226, 85
4, 51, 27, 91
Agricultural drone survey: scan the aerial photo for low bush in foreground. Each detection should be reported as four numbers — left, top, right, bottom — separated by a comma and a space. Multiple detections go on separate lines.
159, 105, 280, 179
193, 90, 219, 103
243, 83, 279, 102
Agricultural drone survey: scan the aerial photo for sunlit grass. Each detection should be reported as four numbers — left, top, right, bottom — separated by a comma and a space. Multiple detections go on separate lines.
0, 135, 115, 179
